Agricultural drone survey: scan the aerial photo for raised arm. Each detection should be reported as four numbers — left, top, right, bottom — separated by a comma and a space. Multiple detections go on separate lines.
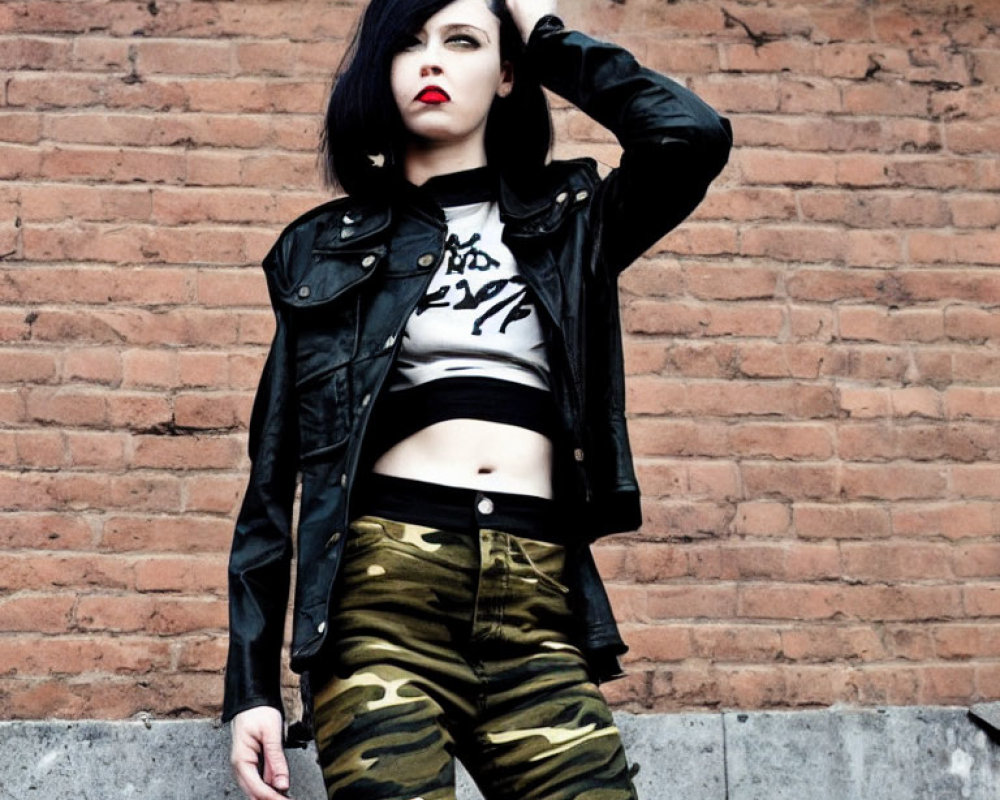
520, 9, 733, 276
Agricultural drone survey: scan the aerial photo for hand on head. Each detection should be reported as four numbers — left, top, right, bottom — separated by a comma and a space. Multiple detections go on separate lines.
504, 0, 559, 43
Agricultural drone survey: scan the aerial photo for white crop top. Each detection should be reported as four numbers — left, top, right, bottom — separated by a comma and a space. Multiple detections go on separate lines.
386, 179, 551, 393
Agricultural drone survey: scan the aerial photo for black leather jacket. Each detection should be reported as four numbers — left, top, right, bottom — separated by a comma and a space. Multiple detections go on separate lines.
222, 16, 732, 725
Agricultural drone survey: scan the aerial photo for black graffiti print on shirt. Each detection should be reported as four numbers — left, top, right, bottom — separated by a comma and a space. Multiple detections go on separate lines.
444, 232, 500, 274
415, 232, 534, 336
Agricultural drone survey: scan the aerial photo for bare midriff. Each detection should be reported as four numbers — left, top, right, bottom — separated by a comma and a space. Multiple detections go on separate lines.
371, 418, 554, 499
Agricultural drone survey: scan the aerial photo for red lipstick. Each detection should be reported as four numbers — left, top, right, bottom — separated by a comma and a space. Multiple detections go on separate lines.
417, 86, 450, 104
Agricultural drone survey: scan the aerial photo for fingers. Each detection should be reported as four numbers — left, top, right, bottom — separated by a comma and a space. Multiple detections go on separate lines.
262, 724, 291, 794
230, 708, 292, 800
232, 747, 290, 800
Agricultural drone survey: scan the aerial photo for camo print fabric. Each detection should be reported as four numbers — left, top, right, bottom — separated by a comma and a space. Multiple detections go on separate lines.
310, 515, 638, 800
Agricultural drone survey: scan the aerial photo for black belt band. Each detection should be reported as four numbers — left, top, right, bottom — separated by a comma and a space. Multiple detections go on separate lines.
353, 472, 570, 543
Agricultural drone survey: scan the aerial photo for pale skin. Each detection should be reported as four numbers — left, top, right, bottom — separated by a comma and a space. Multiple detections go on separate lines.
231, 1, 558, 798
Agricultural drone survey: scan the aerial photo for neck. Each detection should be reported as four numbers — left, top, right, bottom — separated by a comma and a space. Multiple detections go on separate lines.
403, 136, 488, 187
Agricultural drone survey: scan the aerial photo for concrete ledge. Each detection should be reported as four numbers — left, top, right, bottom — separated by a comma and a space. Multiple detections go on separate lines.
0, 706, 995, 799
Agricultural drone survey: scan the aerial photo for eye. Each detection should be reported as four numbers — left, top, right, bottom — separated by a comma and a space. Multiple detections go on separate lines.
397, 34, 422, 51
447, 33, 480, 48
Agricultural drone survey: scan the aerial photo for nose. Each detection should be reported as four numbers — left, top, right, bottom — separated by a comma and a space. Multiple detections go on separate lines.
420, 63, 443, 78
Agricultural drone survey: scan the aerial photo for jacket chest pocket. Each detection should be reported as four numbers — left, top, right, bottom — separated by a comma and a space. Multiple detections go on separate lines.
281, 247, 384, 462
294, 315, 356, 462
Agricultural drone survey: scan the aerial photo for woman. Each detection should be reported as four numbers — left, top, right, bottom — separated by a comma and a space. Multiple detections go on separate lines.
224, 0, 732, 797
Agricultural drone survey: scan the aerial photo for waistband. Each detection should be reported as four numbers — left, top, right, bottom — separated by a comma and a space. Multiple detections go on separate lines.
352, 472, 570, 544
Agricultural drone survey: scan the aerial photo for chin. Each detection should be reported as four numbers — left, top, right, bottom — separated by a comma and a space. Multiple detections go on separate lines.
408, 127, 477, 146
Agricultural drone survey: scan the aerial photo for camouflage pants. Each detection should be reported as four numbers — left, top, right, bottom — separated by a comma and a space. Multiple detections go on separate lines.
311, 511, 638, 800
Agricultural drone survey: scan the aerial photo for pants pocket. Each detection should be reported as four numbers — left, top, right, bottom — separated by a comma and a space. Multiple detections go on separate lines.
510, 536, 570, 596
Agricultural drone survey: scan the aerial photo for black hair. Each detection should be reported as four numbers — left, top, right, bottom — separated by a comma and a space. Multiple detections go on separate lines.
319, 0, 552, 199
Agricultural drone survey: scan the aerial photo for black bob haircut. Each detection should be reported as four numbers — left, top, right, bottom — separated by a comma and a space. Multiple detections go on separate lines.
319, 0, 553, 200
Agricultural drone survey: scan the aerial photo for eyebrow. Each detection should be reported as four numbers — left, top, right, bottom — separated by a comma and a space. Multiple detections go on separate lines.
438, 22, 491, 42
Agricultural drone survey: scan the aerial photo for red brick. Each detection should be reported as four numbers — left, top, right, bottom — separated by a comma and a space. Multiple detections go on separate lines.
965, 585, 1000, 617
741, 583, 962, 622
741, 463, 839, 501
737, 343, 840, 380
841, 464, 948, 501
66, 432, 128, 470
618, 259, 684, 298
933, 624, 1000, 660
712, 666, 783, 709
647, 585, 737, 619
650, 664, 722, 708
691, 624, 782, 662
837, 306, 945, 344
641, 500, 733, 541
109, 475, 182, 512
794, 504, 892, 540
741, 226, 845, 262
662, 342, 739, 379
99, 515, 232, 553
946, 388, 1000, 420
739, 149, 837, 186
623, 624, 693, 663
842, 542, 954, 581
949, 194, 1000, 228
687, 74, 780, 113
135, 40, 232, 76
130, 435, 242, 470
721, 40, 817, 74
848, 666, 921, 706
953, 465, 1000, 500
780, 626, 886, 663
729, 423, 833, 460
646, 39, 719, 74
183, 474, 245, 514
121, 349, 179, 389
885, 625, 936, 660
0, 36, 72, 70
842, 83, 930, 116
25, 388, 108, 427
176, 637, 229, 672
893, 502, 998, 539
0, 513, 93, 550
62, 347, 123, 385
133, 556, 227, 594
779, 78, 842, 113
628, 419, 729, 459
732, 501, 792, 538
0, 636, 171, 675
106, 393, 173, 430
683, 264, 780, 300
919, 665, 977, 705
0, 595, 75, 633
910, 230, 1000, 266
623, 341, 668, 376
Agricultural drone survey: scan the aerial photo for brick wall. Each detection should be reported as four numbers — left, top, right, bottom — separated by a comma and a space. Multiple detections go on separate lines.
0, 0, 997, 720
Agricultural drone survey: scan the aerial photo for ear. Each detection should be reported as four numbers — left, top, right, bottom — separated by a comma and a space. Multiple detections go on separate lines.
497, 59, 514, 98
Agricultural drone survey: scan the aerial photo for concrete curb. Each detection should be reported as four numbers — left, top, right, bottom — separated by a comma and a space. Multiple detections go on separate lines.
1, 706, 995, 799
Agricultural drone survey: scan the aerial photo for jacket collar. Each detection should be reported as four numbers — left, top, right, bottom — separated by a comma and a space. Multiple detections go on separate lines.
312, 159, 593, 251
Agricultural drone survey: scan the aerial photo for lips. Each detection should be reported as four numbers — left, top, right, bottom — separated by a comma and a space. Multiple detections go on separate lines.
416, 86, 450, 104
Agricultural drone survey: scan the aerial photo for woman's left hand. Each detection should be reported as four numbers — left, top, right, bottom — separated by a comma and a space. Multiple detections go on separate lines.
505, 0, 559, 44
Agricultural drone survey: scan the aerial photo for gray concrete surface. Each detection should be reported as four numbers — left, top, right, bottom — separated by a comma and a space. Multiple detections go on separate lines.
0, 706, 995, 799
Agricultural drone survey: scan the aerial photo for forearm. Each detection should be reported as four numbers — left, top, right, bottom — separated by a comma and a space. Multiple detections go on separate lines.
526, 15, 731, 171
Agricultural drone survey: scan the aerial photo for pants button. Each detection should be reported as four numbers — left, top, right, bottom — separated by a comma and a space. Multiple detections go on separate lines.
477, 496, 494, 515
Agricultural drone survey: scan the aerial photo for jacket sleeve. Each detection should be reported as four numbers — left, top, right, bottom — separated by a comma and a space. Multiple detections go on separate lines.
222, 241, 300, 724
526, 15, 733, 276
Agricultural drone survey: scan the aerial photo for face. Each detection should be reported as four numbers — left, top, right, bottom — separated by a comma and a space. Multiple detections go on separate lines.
390, 0, 513, 150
